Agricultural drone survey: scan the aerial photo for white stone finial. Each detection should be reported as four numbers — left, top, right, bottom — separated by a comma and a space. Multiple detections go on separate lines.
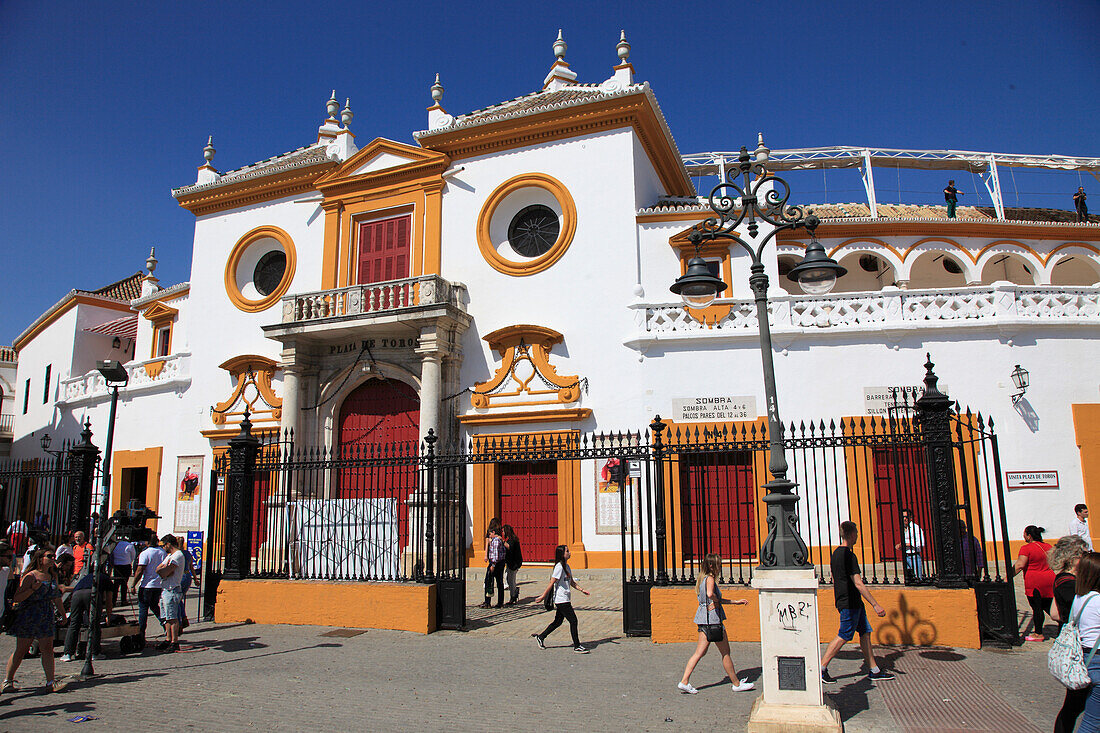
341, 99, 353, 127
431, 73, 444, 104
553, 29, 567, 60
754, 132, 770, 164
616, 30, 630, 62
146, 247, 158, 274
327, 90, 340, 120
203, 135, 215, 164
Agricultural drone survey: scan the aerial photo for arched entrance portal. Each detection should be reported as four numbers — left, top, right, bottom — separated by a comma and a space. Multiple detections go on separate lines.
337, 379, 420, 548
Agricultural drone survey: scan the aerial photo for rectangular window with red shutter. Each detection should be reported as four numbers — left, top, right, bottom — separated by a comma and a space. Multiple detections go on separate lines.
357, 215, 411, 285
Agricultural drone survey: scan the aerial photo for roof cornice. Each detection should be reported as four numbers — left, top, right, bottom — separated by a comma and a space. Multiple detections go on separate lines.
14, 292, 132, 352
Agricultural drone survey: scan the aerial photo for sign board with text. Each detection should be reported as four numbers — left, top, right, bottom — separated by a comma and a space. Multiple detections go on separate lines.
671, 396, 758, 422
863, 385, 948, 416
1005, 471, 1059, 490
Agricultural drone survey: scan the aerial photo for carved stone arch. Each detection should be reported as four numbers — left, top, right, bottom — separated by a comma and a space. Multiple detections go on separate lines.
975, 241, 1040, 285
317, 363, 422, 449
1047, 243, 1100, 286
826, 239, 904, 292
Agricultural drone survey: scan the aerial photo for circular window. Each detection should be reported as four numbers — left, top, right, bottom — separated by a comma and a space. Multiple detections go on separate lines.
508, 205, 559, 257
254, 251, 287, 296
476, 173, 576, 276
224, 226, 297, 312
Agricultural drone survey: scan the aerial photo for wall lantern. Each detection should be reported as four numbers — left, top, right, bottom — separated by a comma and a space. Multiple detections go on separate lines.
1010, 364, 1029, 405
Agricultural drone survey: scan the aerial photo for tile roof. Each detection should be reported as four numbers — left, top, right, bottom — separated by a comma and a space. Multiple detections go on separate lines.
85, 272, 145, 302
172, 143, 335, 197
0, 347, 15, 363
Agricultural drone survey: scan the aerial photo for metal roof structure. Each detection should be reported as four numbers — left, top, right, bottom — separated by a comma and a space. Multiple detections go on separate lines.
680, 147, 1100, 220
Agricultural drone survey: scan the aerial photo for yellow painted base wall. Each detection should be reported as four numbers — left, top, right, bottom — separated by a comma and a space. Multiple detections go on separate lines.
215, 580, 437, 634
651, 585, 980, 649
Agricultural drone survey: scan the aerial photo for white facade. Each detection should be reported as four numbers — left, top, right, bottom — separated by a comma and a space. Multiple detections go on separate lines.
7, 38, 1100, 559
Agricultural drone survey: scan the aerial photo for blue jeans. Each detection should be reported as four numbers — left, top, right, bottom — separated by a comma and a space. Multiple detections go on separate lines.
837, 607, 873, 641
137, 587, 163, 634
904, 553, 924, 580
1080, 649, 1100, 732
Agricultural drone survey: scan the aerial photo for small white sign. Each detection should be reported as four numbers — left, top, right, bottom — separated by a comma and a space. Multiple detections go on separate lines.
627, 459, 642, 479
863, 385, 948, 416
672, 396, 758, 422
1006, 471, 1059, 490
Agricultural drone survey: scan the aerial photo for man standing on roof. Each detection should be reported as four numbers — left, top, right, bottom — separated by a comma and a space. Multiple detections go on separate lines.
944, 180, 963, 219
1074, 187, 1088, 223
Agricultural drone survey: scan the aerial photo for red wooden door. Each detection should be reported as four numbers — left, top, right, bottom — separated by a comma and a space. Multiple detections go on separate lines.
679, 452, 756, 561
873, 447, 928, 561
499, 461, 558, 562
338, 380, 420, 547
357, 216, 411, 284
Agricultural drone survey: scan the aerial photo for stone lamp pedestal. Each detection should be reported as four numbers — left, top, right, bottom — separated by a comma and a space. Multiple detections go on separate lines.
747, 568, 843, 733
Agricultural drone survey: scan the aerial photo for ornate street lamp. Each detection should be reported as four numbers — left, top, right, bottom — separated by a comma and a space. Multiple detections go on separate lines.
669, 138, 846, 730
1010, 364, 1029, 405
39, 432, 64, 459
670, 138, 845, 568
81, 360, 129, 679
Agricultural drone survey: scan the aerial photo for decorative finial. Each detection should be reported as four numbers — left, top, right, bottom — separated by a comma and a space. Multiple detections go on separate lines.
616, 30, 630, 62
754, 132, 770, 164
326, 90, 340, 120
146, 247, 158, 274
553, 29, 567, 60
341, 99, 353, 127
203, 135, 216, 165
431, 73, 444, 104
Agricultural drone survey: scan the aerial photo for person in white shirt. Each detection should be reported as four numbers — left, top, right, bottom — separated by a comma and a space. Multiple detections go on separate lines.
894, 509, 925, 581
1067, 552, 1100, 730
110, 538, 137, 606
1071, 504, 1093, 551
155, 535, 186, 653
129, 532, 166, 640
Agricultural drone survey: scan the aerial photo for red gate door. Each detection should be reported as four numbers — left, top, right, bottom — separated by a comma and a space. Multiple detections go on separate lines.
499, 461, 558, 562
873, 446, 929, 561
337, 379, 420, 547
679, 452, 756, 561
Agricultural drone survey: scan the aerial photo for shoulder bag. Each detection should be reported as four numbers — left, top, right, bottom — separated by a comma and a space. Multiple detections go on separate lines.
699, 581, 724, 642
1049, 593, 1100, 689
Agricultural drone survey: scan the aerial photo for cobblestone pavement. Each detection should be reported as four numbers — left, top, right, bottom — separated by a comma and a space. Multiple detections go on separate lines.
0, 586, 1066, 733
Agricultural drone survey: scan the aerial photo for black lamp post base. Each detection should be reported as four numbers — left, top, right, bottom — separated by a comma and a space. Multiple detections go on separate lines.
759, 478, 811, 570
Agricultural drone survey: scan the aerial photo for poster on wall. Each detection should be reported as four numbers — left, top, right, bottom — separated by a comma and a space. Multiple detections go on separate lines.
595, 457, 641, 535
174, 456, 203, 532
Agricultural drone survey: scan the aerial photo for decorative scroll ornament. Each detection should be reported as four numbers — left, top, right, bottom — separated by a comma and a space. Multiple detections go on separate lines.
211, 355, 282, 428
471, 325, 585, 409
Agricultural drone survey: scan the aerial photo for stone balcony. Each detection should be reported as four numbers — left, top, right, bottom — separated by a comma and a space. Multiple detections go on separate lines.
58, 353, 192, 406
626, 283, 1100, 349
264, 275, 470, 344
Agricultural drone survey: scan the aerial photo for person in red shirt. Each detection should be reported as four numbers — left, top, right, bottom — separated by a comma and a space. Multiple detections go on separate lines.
1011, 525, 1055, 641
70, 531, 93, 575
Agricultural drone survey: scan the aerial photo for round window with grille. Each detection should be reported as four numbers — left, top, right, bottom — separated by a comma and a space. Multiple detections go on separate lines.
507, 205, 560, 258
253, 251, 287, 296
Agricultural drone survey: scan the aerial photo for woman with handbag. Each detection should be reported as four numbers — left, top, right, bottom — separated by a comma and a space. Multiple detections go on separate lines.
677, 553, 754, 694
1051, 536, 1091, 733
1069, 552, 1100, 732
533, 545, 590, 653
501, 524, 522, 606
1011, 525, 1055, 641
3, 547, 68, 694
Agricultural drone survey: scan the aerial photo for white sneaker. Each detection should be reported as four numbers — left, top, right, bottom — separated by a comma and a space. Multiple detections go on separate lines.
59, 654, 73, 663
677, 682, 698, 694
731, 679, 755, 692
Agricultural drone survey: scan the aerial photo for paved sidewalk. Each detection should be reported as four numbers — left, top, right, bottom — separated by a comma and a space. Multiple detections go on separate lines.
0, 612, 1064, 732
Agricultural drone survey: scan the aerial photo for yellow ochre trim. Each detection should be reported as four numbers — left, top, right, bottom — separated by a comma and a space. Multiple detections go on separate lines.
476, 173, 577, 277
110, 447, 163, 534
457, 408, 592, 426
14, 295, 132, 352
224, 225, 297, 313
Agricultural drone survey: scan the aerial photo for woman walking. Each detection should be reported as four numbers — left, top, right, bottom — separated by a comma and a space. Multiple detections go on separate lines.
677, 553, 754, 694
1011, 525, 1055, 641
3, 547, 68, 693
1050, 535, 1090, 733
481, 518, 505, 609
533, 545, 590, 653
501, 524, 522, 606
1067, 552, 1100, 732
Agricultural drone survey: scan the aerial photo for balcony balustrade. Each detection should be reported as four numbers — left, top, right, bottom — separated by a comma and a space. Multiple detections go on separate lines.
58, 352, 192, 405
280, 275, 466, 325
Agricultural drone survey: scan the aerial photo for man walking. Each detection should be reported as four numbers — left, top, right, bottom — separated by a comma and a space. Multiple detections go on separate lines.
894, 509, 926, 580
155, 534, 186, 653
1074, 187, 1088, 223
131, 531, 166, 641
1070, 504, 1093, 550
821, 521, 895, 684
944, 180, 964, 218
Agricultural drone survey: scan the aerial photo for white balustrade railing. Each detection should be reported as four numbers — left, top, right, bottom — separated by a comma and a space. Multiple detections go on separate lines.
633, 284, 1100, 338
281, 275, 466, 324
58, 353, 191, 404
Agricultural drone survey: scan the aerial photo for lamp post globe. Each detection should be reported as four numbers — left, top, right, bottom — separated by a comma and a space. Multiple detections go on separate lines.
787, 238, 847, 296
670, 256, 727, 308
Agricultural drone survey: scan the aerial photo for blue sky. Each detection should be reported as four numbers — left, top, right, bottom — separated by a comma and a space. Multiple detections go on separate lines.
1, 0, 1097, 346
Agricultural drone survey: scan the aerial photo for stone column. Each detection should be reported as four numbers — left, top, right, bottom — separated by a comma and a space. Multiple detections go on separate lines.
416, 327, 444, 441
279, 343, 301, 443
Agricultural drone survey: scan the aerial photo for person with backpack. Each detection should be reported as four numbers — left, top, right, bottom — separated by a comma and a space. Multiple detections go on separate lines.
1067, 552, 1100, 732
533, 544, 590, 653
501, 524, 522, 606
